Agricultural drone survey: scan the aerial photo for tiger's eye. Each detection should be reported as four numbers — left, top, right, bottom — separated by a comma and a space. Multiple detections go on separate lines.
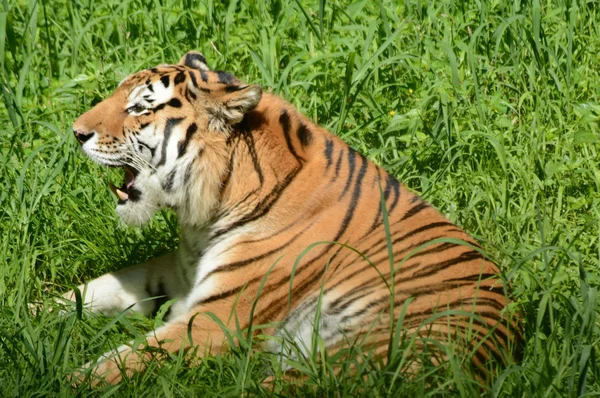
128, 103, 145, 114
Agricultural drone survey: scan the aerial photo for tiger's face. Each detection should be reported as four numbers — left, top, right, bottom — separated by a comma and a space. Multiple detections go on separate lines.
73, 52, 262, 226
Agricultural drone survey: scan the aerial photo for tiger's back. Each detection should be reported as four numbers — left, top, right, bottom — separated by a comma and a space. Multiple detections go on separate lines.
70, 51, 518, 384
206, 94, 511, 367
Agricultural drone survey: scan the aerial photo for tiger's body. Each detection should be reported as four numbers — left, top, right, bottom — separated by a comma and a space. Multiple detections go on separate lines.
70, 51, 517, 384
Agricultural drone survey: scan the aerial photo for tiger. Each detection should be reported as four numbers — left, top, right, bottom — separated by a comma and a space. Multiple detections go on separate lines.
69, 51, 519, 385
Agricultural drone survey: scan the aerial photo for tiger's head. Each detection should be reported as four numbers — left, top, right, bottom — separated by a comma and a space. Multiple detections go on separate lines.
73, 51, 262, 226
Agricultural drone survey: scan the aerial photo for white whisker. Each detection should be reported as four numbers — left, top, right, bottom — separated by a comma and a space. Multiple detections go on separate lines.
126, 153, 156, 172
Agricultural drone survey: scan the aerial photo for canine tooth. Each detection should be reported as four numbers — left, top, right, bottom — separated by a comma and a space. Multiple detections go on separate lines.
116, 189, 129, 201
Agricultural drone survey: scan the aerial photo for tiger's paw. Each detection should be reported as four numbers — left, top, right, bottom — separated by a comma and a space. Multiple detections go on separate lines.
27, 293, 77, 318
72, 346, 150, 386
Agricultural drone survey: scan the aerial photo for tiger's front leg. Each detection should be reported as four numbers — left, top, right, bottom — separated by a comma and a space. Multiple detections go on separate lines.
87, 296, 245, 385
63, 252, 189, 319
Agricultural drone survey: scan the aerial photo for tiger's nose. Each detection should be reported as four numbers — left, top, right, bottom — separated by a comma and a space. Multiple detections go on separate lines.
73, 129, 94, 144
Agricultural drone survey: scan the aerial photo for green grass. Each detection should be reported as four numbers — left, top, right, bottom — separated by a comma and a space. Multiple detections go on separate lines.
1, 0, 599, 396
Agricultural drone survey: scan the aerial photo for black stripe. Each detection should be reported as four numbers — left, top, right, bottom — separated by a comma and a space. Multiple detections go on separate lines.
334, 240, 461, 292
411, 250, 482, 278
445, 273, 499, 283
162, 169, 176, 191
400, 274, 488, 297
216, 189, 260, 221
334, 153, 368, 242
168, 98, 182, 108
152, 103, 166, 112
188, 71, 198, 87
202, 221, 315, 281
178, 123, 198, 158
334, 149, 344, 179
394, 296, 505, 330
242, 133, 264, 184
279, 110, 304, 162
324, 139, 334, 170
136, 138, 156, 158
256, 243, 343, 322
196, 288, 239, 306
174, 72, 186, 84
195, 275, 264, 306
260, 244, 345, 323
152, 97, 184, 114
156, 118, 183, 168
184, 88, 194, 102
290, 265, 327, 301
212, 131, 303, 237
333, 293, 508, 368
160, 75, 170, 88
387, 174, 400, 213
326, 230, 462, 296
368, 172, 400, 232
411, 317, 505, 369
329, 288, 376, 314
183, 163, 193, 184
225, 84, 245, 92
380, 225, 466, 266
219, 152, 235, 199
386, 222, 455, 256
460, 297, 508, 316
434, 311, 509, 365
405, 241, 461, 260
487, 285, 506, 297
340, 294, 389, 324
234, 215, 306, 245
297, 123, 312, 147
216, 71, 235, 84
339, 148, 357, 199
400, 201, 428, 221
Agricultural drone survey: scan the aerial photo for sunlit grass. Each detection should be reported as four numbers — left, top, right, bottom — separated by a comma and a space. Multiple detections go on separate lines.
1, 0, 599, 396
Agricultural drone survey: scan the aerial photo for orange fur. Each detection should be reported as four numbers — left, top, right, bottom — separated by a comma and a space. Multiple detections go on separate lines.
70, 51, 519, 385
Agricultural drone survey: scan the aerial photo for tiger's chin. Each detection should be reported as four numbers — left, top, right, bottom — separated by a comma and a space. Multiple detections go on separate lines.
115, 200, 157, 227
111, 174, 163, 227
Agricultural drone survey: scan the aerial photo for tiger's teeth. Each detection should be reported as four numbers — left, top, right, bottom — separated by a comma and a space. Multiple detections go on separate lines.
109, 182, 118, 195
116, 189, 129, 201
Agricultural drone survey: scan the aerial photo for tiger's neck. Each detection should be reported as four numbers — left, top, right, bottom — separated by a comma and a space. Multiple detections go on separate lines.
210, 93, 334, 236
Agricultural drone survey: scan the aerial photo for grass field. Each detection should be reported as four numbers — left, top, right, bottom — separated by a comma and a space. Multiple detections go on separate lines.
1, 0, 599, 396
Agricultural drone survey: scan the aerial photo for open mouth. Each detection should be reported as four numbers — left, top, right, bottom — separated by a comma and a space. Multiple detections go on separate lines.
108, 165, 138, 203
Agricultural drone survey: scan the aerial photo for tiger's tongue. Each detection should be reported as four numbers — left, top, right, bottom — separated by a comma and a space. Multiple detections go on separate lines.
109, 167, 136, 201
124, 167, 135, 188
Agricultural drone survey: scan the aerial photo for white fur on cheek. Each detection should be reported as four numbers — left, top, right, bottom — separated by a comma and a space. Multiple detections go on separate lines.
115, 171, 163, 226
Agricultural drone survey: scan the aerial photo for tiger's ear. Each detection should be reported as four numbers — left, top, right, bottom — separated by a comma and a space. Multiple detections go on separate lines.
224, 84, 263, 122
209, 84, 263, 129
179, 51, 210, 71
